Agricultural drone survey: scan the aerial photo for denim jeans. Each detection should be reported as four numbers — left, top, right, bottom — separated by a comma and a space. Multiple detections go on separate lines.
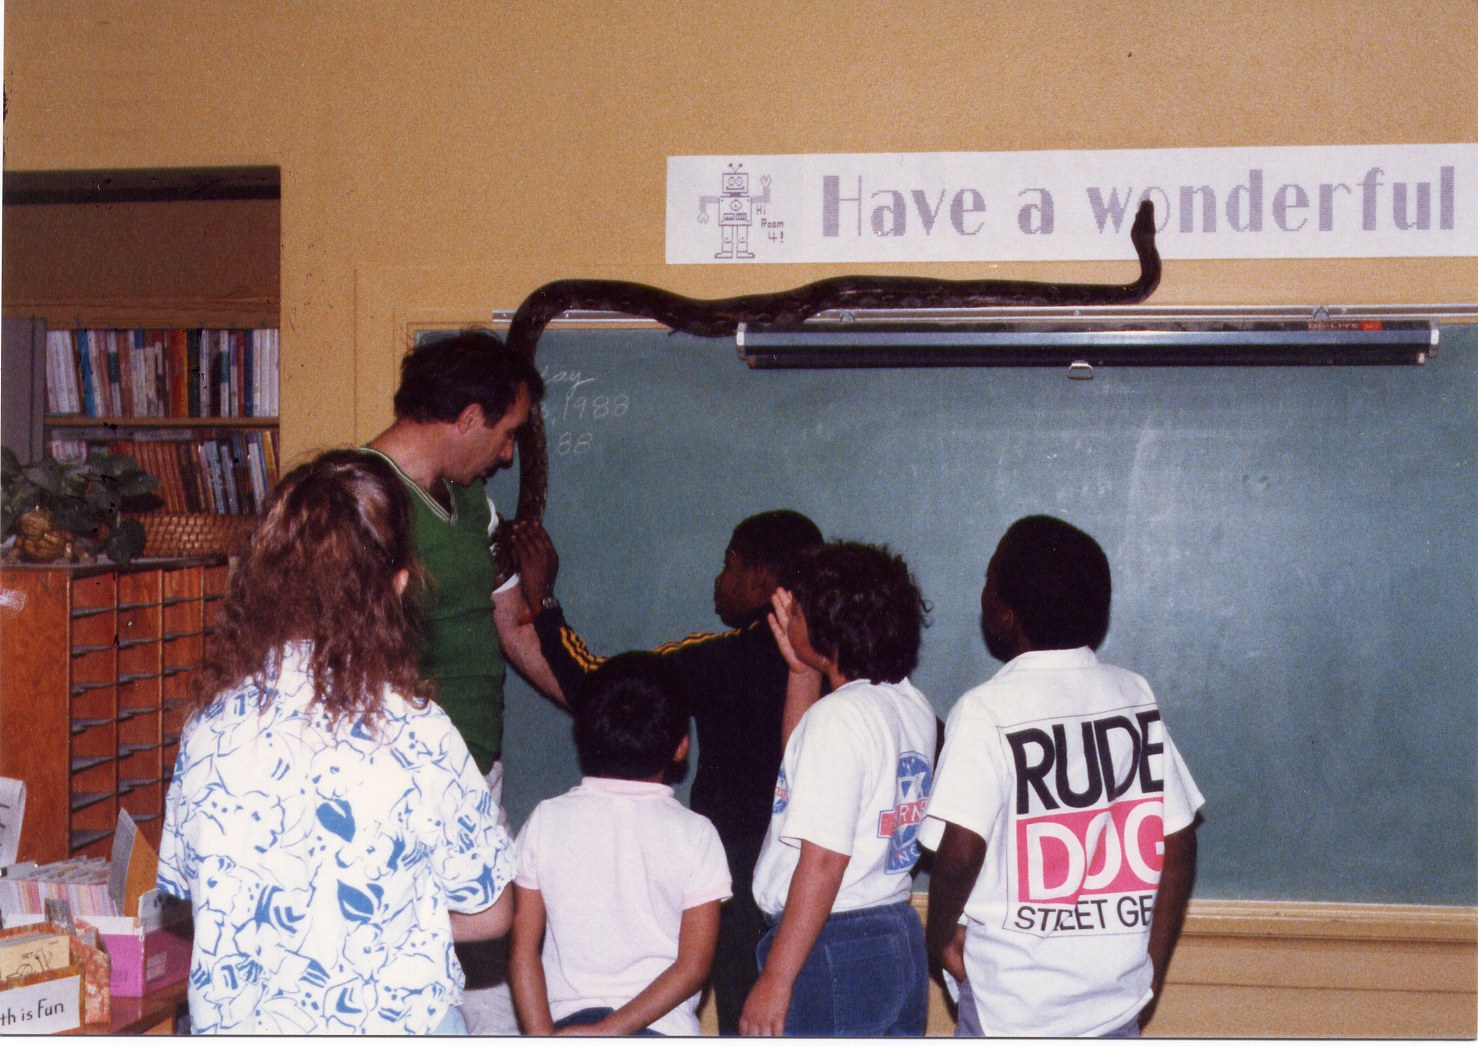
757, 899, 928, 1037
428, 1005, 467, 1035
552, 1007, 663, 1036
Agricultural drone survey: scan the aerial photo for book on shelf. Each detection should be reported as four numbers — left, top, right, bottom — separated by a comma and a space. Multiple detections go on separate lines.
46, 429, 280, 516
43, 326, 279, 421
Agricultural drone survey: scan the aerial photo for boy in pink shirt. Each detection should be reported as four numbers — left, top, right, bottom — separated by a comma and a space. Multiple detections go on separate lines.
510, 652, 732, 1035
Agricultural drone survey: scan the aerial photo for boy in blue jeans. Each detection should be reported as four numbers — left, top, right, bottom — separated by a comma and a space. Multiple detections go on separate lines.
741, 542, 936, 1037
921, 515, 1203, 1037
509, 652, 732, 1036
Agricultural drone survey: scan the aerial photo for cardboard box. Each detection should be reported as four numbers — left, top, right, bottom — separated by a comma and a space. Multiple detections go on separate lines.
86, 889, 192, 998
0, 921, 110, 1028
0, 929, 71, 979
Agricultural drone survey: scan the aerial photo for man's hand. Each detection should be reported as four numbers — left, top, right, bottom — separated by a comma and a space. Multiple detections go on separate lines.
508, 520, 559, 608
739, 970, 793, 1037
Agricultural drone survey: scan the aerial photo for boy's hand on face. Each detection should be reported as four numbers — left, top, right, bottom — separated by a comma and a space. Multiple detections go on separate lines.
767, 588, 819, 678
509, 520, 559, 607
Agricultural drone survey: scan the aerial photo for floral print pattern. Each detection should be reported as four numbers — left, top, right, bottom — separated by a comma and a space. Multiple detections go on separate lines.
159, 644, 514, 1034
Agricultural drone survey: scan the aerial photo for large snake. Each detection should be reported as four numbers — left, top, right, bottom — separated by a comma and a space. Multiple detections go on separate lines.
495, 198, 1160, 572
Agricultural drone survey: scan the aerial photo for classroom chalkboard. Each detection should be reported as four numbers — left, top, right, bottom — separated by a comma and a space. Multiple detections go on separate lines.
488, 323, 1477, 905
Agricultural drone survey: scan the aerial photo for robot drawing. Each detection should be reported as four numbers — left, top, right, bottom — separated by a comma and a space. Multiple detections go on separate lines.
698, 164, 771, 259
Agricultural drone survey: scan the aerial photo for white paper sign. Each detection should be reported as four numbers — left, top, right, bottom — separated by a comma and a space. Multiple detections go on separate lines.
0, 972, 82, 1034
667, 144, 1478, 264
0, 778, 25, 867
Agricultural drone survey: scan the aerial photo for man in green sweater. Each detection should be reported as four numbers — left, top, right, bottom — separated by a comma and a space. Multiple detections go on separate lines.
366, 328, 564, 1033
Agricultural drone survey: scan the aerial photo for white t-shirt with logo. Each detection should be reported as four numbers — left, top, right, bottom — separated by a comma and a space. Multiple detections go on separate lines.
752, 678, 936, 916
919, 647, 1204, 1037
513, 777, 732, 1036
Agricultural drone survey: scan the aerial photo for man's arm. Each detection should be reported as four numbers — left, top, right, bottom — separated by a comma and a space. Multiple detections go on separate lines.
511, 520, 763, 712
739, 840, 849, 1036
493, 581, 567, 706
509, 884, 556, 1036
925, 821, 986, 983
570, 901, 723, 1036
1139, 821, 1198, 1028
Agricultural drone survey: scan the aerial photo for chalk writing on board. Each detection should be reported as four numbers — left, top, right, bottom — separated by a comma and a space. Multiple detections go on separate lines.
538, 365, 630, 459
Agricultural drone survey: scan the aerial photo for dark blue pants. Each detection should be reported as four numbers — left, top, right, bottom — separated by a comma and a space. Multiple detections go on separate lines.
757, 899, 928, 1037
552, 1007, 663, 1036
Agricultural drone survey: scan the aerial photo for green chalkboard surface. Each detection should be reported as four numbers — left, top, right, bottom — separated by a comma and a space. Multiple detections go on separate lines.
490, 324, 1477, 905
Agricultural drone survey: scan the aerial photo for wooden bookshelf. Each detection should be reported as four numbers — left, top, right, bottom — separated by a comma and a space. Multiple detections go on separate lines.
2, 167, 281, 513
38, 325, 282, 515
0, 170, 276, 862
0, 559, 228, 863
47, 416, 279, 430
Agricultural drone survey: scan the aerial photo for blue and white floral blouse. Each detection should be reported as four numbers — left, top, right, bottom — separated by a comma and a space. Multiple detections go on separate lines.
158, 643, 514, 1034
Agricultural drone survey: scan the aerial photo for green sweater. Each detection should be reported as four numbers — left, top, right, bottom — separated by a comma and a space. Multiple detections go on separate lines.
364, 448, 507, 773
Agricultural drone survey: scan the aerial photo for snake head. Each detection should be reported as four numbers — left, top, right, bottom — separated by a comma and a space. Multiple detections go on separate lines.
1129, 199, 1161, 294
1130, 198, 1157, 260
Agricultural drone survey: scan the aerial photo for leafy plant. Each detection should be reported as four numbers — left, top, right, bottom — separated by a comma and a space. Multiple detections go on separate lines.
2, 446, 163, 564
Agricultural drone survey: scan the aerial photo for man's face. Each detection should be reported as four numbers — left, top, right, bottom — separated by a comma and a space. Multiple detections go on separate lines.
453, 385, 532, 484
712, 547, 775, 628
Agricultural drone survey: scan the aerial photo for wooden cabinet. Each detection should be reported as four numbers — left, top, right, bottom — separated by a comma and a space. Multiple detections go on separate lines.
0, 559, 228, 863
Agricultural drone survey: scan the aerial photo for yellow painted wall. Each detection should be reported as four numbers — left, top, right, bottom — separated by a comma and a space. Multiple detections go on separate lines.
4, 0, 1475, 462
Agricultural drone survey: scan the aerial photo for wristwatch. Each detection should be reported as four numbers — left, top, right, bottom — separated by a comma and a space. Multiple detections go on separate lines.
538, 594, 560, 612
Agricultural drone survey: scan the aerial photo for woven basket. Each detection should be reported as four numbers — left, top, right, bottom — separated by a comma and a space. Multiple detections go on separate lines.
129, 513, 259, 558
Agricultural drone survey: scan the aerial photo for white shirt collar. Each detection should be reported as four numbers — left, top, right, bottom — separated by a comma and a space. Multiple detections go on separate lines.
993, 646, 1099, 680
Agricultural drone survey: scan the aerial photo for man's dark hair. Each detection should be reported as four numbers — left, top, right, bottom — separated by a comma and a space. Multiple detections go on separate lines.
573, 651, 690, 779
393, 328, 545, 425
727, 510, 823, 577
993, 515, 1112, 650
786, 541, 927, 685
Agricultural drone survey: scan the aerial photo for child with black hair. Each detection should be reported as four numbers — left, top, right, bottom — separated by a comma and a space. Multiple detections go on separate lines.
508, 652, 732, 1036
740, 541, 936, 1037
921, 515, 1204, 1038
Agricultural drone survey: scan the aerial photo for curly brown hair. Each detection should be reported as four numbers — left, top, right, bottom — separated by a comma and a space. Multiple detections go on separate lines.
193, 449, 432, 727
786, 541, 928, 685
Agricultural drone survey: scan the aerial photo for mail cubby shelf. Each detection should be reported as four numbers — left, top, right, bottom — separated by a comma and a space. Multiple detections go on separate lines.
0, 558, 229, 862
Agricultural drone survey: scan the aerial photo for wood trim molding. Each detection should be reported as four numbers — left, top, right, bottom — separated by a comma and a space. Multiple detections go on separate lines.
1, 298, 279, 330
1182, 898, 1477, 943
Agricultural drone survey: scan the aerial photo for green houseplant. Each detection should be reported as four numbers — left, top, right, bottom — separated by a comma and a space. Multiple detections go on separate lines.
1, 446, 163, 565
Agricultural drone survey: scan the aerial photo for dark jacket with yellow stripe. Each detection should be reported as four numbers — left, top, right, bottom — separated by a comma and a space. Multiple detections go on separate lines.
532, 604, 788, 876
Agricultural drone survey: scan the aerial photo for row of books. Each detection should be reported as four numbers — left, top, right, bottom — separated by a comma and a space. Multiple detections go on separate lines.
44, 327, 280, 419
49, 430, 280, 516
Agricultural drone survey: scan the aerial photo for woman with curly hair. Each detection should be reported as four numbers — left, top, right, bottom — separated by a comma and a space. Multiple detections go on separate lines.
158, 449, 514, 1035
741, 541, 937, 1037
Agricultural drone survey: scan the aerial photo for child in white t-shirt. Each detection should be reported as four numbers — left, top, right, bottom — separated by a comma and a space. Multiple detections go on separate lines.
741, 542, 937, 1037
509, 651, 732, 1036
920, 515, 1204, 1038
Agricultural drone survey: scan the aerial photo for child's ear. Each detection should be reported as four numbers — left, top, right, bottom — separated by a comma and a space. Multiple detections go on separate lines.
673, 734, 691, 763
